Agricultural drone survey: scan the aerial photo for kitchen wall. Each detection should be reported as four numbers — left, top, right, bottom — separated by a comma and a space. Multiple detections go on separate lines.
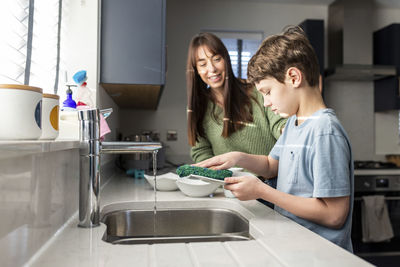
120, 0, 328, 164
325, 4, 400, 160
120, 0, 400, 163
0, 142, 117, 266
324, 80, 383, 160
66, 0, 120, 139
66, 0, 120, 164
0, 146, 80, 267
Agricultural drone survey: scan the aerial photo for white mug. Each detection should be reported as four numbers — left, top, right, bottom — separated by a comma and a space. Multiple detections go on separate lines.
0, 84, 42, 140
40, 93, 59, 139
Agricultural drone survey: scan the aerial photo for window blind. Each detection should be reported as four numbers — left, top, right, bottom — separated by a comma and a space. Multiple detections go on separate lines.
0, 0, 29, 84
0, 0, 68, 94
207, 31, 263, 79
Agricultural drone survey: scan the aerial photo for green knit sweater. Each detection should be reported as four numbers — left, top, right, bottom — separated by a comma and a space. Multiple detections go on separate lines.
191, 89, 287, 163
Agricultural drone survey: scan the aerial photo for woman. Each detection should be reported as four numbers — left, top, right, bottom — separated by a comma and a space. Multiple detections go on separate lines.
186, 32, 286, 164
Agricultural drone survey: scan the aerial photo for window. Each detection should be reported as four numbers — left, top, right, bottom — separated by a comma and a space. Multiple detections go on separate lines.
0, 0, 29, 85
208, 31, 263, 79
0, 0, 68, 94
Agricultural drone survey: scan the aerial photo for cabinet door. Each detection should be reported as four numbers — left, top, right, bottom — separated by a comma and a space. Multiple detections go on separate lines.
373, 23, 400, 71
101, 0, 166, 85
299, 19, 324, 76
374, 76, 400, 111
373, 24, 400, 111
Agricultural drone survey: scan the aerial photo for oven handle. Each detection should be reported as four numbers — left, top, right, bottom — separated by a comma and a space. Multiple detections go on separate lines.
354, 196, 400, 201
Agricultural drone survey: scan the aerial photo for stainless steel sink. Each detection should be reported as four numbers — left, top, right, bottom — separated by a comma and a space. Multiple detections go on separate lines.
101, 208, 253, 244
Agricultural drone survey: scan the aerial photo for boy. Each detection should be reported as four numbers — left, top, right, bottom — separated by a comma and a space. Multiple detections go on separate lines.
194, 26, 354, 252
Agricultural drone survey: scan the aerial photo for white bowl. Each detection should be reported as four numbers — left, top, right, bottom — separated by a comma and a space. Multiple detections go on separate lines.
223, 187, 236, 198
144, 172, 179, 191
228, 167, 243, 173
176, 178, 220, 197
223, 171, 258, 198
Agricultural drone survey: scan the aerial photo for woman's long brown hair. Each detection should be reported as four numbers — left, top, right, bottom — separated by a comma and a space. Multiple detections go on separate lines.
186, 32, 255, 146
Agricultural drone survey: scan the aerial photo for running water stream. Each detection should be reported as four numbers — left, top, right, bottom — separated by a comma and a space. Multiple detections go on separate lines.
152, 150, 158, 236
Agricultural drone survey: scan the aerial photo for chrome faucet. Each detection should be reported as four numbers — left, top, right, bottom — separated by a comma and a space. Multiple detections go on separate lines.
77, 109, 162, 228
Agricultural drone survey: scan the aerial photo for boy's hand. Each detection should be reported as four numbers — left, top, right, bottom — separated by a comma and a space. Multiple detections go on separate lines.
224, 175, 265, 200
193, 152, 242, 170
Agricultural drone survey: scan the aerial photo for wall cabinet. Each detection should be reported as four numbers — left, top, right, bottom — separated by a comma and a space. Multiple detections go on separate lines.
100, 0, 166, 109
299, 19, 324, 76
374, 76, 400, 112
373, 23, 400, 111
299, 19, 325, 96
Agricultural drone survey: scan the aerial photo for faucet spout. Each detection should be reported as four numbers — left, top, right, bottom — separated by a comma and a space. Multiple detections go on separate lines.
78, 109, 101, 228
77, 109, 162, 228
101, 141, 162, 154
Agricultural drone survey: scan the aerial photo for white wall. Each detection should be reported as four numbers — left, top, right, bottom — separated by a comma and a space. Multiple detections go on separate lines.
117, 1, 400, 162
319, 5, 400, 160
65, 0, 98, 101
65, 0, 120, 164
0, 148, 79, 266
324, 80, 382, 160
325, 5, 400, 160
120, 0, 328, 164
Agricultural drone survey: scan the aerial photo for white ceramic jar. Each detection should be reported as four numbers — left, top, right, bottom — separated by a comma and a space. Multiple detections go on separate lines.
40, 93, 59, 140
0, 84, 42, 140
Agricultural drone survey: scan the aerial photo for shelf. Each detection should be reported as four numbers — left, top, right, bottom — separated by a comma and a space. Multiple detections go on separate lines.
101, 83, 163, 109
325, 64, 396, 81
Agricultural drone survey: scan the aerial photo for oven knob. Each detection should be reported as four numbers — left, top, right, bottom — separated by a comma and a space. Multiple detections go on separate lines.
363, 181, 371, 188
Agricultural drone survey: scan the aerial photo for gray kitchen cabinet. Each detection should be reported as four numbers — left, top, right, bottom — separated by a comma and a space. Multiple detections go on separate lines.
373, 24, 400, 112
100, 0, 166, 109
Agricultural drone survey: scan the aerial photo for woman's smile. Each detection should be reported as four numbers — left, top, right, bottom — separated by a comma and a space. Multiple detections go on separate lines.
196, 45, 226, 90
208, 74, 222, 83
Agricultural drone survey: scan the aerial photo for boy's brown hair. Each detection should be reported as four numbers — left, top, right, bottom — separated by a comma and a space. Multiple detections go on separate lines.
247, 26, 320, 87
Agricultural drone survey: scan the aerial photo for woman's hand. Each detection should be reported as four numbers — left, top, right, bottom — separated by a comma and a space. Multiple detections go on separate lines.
193, 151, 243, 170
224, 175, 266, 201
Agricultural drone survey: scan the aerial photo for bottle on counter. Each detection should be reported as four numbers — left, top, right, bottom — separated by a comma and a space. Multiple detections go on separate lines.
62, 85, 77, 111
75, 82, 95, 109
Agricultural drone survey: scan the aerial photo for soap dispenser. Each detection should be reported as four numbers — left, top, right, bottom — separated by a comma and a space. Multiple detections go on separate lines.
62, 85, 77, 111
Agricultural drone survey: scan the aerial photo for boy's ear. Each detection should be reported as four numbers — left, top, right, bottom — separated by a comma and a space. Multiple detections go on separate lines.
286, 67, 302, 88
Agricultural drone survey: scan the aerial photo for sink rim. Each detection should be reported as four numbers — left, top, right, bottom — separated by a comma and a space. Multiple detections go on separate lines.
100, 199, 256, 220
100, 207, 253, 245
101, 206, 250, 220
108, 234, 252, 245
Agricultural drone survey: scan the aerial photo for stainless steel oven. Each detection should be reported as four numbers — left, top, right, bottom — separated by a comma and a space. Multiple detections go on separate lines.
353, 161, 400, 267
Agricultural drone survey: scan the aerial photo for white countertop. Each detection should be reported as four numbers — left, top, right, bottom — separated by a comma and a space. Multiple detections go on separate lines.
28, 174, 373, 267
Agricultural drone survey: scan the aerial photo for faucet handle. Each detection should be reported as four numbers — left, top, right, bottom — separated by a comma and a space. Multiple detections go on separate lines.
100, 108, 113, 119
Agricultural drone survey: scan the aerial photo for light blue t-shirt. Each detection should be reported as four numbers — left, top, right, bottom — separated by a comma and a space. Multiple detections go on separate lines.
269, 108, 354, 252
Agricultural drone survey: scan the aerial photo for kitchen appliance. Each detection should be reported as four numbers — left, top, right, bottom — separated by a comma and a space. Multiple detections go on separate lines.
353, 161, 400, 267
326, 0, 396, 81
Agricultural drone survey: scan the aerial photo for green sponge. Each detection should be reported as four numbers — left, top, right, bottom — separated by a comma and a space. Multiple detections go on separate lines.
176, 164, 233, 180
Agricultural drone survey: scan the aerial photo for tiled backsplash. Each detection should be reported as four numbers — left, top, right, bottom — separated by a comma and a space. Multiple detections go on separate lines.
0, 142, 115, 267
